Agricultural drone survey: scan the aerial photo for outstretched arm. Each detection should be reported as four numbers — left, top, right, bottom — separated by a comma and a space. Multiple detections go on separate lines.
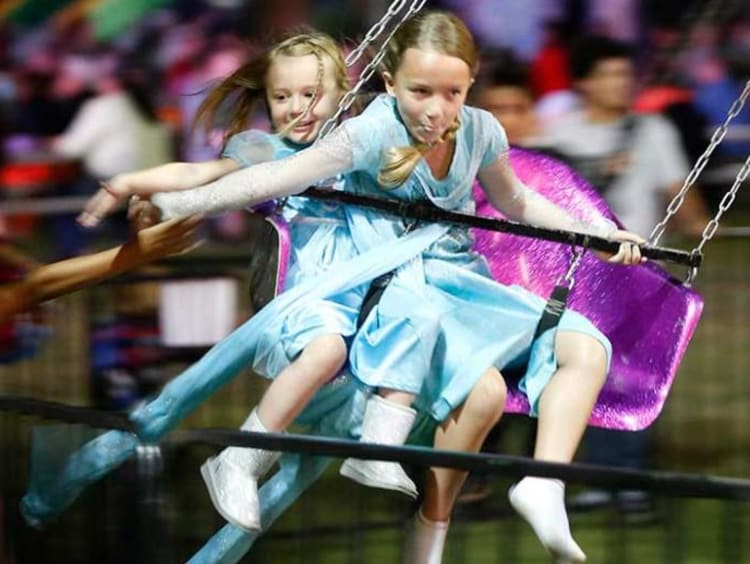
478, 152, 644, 264
78, 159, 240, 227
0, 216, 201, 320
80, 127, 356, 225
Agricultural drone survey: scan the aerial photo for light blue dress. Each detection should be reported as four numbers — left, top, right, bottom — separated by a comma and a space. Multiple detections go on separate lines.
344, 95, 611, 420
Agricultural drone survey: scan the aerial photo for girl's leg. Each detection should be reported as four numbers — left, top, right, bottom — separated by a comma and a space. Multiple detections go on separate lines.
509, 331, 608, 563
403, 368, 507, 564
257, 334, 348, 431
203, 334, 347, 532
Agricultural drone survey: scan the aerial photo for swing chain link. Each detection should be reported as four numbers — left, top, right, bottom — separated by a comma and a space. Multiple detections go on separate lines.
648, 79, 750, 246
696, 151, 750, 254
345, 0, 409, 68
317, 0, 427, 140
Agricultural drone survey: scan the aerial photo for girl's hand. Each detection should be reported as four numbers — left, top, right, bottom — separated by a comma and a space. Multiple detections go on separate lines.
606, 229, 646, 265
78, 178, 129, 228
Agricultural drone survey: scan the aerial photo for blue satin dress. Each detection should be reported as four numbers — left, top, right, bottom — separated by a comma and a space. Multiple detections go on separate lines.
344, 95, 611, 421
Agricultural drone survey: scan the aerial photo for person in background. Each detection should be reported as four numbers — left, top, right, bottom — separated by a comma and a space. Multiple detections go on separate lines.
49, 52, 173, 256
545, 35, 709, 239
475, 49, 543, 147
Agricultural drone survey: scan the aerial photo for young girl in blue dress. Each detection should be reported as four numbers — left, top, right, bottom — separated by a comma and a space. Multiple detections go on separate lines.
85, 12, 645, 563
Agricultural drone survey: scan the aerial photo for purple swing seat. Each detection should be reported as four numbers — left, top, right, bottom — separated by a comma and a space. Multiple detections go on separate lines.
262, 148, 702, 431
472, 147, 703, 430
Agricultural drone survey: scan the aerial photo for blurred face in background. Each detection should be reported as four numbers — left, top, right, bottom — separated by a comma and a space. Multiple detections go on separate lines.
577, 57, 634, 113
477, 85, 538, 145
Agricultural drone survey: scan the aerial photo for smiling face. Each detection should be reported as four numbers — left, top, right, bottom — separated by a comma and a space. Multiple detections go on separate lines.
384, 47, 473, 145
265, 53, 341, 145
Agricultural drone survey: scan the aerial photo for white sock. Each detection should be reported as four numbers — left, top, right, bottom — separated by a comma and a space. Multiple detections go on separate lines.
509, 477, 586, 562
401, 510, 449, 564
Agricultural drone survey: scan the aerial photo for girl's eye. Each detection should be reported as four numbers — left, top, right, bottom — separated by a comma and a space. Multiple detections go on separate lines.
304, 91, 316, 98
273, 94, 287, 101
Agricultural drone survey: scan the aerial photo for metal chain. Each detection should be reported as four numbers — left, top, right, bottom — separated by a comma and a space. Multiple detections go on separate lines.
695, 151, 750, 254
345, 0, 409, 68
317, 0, 427, 140
648, 79, 750, 245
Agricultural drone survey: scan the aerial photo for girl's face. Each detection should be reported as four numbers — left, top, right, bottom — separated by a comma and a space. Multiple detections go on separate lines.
266, 54, 342, 145
384, 47, 473, 145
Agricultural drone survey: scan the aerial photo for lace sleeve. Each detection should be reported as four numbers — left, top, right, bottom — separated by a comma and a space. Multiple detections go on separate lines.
478, 152, 617, 238
152, 126, 356, 219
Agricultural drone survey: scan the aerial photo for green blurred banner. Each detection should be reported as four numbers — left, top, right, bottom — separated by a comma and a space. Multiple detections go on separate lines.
89, 0, 173, 40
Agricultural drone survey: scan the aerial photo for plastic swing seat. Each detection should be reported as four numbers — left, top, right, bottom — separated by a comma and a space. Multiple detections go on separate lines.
472, 147, 703, 431
246, 147, 703, 432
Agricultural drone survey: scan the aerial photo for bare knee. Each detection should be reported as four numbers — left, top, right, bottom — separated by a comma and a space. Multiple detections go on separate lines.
464, 369, 507, 426
301, 334, 347, 382
556, 332, 608, 385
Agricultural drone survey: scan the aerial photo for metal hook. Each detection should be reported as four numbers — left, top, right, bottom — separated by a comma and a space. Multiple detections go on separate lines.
560, 246, 586, 289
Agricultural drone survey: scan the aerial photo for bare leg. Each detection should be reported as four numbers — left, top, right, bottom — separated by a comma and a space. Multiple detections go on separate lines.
257, 334, 347, 431
380, 388, 416, 406
510, 331, 608, 563
402, 368, 507, 564
423, 368, 507, 521
534, 332, 607, 463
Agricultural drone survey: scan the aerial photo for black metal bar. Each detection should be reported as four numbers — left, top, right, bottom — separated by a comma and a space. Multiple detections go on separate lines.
5, 394, 748, 501
0, 395, 134, 432
181, 428, 750, 501
302, 188, 703, 268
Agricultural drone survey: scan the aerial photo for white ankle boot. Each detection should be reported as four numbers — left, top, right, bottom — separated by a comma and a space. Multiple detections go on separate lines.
340, 395, 418, 498
509, 477, 586, 562
201, 409, 279, 531
401, 510, 449, 564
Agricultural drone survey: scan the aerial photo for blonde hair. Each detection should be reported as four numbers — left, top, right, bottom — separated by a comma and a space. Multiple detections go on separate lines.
194, 29, 351, 146
377, 11, 479, 189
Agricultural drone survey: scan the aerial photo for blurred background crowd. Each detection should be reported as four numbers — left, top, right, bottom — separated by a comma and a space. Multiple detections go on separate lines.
0, 0, 748, 254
